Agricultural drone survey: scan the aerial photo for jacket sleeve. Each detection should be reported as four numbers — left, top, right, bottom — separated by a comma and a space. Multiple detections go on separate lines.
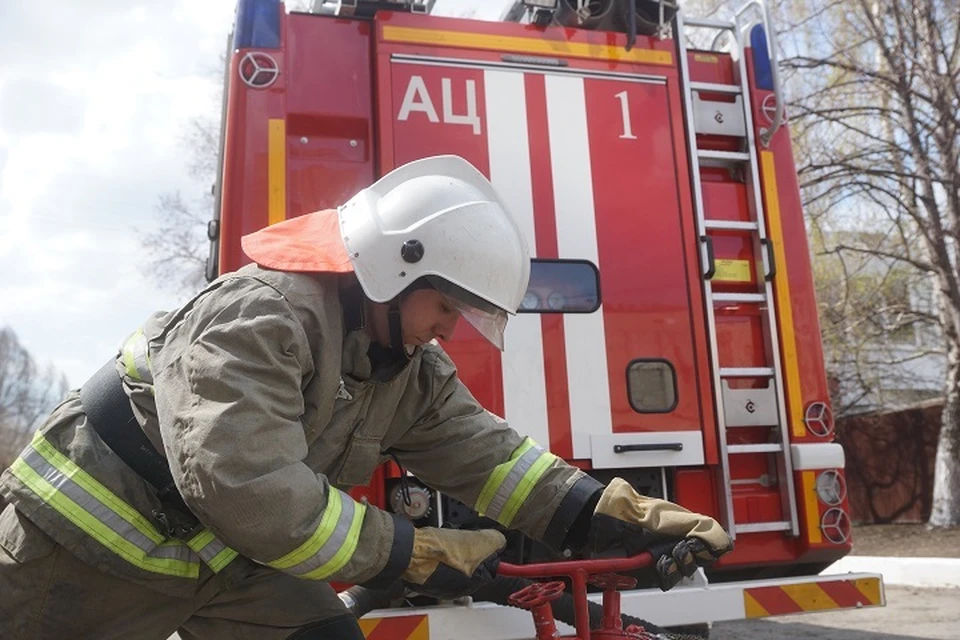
388, 347, 603, 551
152, 278, 412, 586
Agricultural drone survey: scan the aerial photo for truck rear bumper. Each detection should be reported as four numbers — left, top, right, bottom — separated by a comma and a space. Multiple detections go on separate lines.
357, 571, 884, 639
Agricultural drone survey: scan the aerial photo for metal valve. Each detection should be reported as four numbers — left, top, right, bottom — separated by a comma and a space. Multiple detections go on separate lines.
508, 581, 566, 640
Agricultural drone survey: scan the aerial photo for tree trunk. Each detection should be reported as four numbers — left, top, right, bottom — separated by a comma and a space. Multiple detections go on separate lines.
930, 341, 960, 526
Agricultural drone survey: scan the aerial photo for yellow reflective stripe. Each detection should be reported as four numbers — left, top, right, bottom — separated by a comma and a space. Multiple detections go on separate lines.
475, 438, 535, 515
760, 150, 805, 438
187, 528, 239, 573
381, 24, 674, 65
208, 547, 239, 572
499, 451, 556, 527
122, 328, 153, 383
10, 458, 198, 578
744, 590, 769, 618
267, 118, 287, 226
270, 489, 343, 570
122, 343, 139, 380
30, 431, 163, 545
802, 471, 823, 544
300, 502, 366, 580
267, 489, 365, 580
188, 529, 216, 550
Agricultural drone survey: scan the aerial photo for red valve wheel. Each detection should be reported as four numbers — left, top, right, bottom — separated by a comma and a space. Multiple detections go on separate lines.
507, 580, 566, 609
589, 572, 637, 590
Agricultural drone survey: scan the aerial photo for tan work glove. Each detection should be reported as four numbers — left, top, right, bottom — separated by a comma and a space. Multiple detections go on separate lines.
401, 528, 506, 599
587, 478, 733, 591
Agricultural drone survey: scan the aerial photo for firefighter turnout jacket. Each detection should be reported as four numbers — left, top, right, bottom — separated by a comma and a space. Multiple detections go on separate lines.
0, 262, 601, 597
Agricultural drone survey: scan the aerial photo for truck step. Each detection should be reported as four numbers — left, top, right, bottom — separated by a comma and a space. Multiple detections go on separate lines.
719, 367, 774, 377
727, 443, 783, 454
703, 220, 759, 231
690, 81, 742, 95
712, 293, 766, 303
697, 149, 751, 163
684, 17, 736, 30
735, 521, 792, 534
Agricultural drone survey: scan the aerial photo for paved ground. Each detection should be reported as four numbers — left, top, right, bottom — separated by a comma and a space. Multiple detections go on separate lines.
850, 524, 960, 558
712, 586, 960, 640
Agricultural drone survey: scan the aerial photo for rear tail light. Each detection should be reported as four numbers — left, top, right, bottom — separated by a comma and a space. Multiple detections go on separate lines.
820, 507, 851, 544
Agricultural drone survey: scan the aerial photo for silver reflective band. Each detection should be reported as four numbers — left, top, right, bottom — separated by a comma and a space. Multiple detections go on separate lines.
483, 443, 546, 522
267, 488, 365, 580
188, 530, 239, 572
13, 441, 199, 577
122, 329, 153, 383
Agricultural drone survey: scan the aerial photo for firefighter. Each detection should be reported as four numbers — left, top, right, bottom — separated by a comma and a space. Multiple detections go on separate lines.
0, 155, 732, 640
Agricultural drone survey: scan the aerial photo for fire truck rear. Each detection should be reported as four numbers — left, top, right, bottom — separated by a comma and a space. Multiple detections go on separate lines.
206, 0, 885, 636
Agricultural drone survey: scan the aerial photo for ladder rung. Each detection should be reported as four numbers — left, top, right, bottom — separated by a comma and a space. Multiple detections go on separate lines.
690, 81, 741, 95
712, 293, 766, 303
720, 367, 774, 377
728, 443, 783, 454
685, 17, 736, 30
704, 220, 759, 231
698, 149, 751, 163
735, 521, 792, 534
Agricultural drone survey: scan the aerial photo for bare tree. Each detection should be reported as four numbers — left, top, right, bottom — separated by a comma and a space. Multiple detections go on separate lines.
809, 209, 943, 416
0, 327, 68, 471
140, 69, 223, 295
782, 0, 960, 526
140, 187, 210, 295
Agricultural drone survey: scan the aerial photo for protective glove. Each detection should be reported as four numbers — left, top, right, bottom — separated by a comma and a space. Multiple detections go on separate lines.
400, 528, 506, 599
587, 478, 733, 592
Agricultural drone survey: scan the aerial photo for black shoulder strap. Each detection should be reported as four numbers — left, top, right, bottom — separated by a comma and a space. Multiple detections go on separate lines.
79, 360, 180, 500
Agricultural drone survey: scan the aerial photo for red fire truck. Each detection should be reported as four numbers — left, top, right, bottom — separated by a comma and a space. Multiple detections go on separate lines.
206, 0, 884, 636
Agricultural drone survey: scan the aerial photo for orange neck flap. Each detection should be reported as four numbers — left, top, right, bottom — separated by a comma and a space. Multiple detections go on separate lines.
241, 209, 355, 273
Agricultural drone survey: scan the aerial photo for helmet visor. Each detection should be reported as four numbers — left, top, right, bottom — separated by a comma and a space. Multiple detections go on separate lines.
424, 275, 510, 350
447, 297, 508, 351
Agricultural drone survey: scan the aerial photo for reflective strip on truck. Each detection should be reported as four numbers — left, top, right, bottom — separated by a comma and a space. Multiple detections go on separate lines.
10, 431, 200, 578
760, 150, 806, 438
359, 614, 429, 640
381, 24, 673, 66
266, 488, 366, 580
475, 437, 557, 527
267, 118, 286, 225
744, 577, 882, 617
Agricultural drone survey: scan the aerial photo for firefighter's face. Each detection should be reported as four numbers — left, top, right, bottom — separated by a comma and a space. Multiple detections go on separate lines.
399, 288, 461, 346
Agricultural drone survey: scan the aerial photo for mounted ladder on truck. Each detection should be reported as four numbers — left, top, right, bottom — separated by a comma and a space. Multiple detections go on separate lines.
677, 4, 801, 541
207, 0, 884, 636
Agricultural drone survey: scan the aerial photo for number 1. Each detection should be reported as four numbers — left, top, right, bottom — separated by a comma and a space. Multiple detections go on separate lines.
615, 91, 637, 140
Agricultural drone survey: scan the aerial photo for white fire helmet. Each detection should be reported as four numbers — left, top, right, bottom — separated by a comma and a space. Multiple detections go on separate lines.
338, 155, 531, 350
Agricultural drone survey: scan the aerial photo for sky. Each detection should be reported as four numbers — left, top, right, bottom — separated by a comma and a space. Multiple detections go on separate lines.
0, 0, 506, 389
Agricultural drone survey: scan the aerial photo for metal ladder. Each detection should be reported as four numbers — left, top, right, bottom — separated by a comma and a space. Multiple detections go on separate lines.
674, 3, 799, 539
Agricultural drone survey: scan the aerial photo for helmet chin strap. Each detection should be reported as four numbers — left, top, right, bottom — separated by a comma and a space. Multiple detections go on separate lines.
387, 299, 409, 360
